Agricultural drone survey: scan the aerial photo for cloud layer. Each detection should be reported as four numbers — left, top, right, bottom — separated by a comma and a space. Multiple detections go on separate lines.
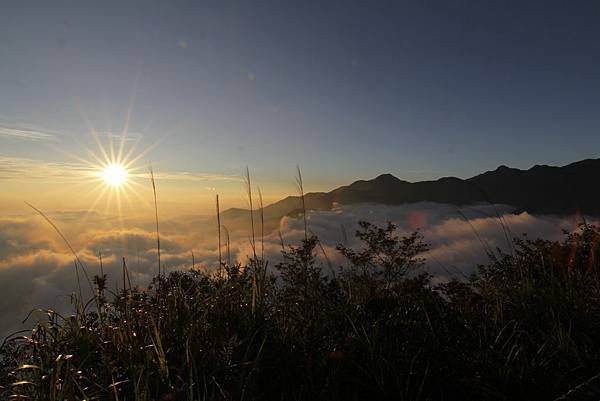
0, 203, 589, 337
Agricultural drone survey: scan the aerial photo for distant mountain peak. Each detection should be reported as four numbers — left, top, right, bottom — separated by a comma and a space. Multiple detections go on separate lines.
374, 173, 398, 180
372, 173, 403, 184
220, 158, 600, 229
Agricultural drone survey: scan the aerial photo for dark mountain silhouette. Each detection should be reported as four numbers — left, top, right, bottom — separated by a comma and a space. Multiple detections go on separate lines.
221, 159, 600, 230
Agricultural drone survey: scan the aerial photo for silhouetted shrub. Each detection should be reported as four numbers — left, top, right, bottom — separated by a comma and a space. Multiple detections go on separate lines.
3, 222, 600, 400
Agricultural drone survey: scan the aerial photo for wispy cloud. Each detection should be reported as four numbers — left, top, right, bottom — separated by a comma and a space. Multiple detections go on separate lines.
153, 171, 243, 182
0, 156, 242, 183
0, 157, 92, 181
95, 131, 144, 143
0, 125, 58, 141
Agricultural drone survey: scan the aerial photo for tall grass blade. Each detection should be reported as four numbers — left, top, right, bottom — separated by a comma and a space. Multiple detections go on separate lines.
25, 201, 93, 291
295, 165, 308, 241
245, 167, 257, 259
258, 187, 265, 261
216, 194, 222, 273
149, 165, 161, 278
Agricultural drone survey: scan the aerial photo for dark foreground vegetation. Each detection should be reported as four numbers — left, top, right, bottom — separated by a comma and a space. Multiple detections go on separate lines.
3, 221, 600, 400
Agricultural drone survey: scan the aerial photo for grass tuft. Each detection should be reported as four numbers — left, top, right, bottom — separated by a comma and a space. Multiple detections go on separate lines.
5, 195, 600, 400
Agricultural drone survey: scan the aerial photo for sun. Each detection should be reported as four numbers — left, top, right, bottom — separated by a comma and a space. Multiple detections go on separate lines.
101, 164, 128, 187
58, 128, 156, 217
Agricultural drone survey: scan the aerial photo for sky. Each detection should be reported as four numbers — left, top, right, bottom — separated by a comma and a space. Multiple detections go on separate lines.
1, 0, 600, 214
2, 0, 600, 335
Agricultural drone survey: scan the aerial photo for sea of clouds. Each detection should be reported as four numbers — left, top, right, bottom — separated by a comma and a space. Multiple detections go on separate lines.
0, 203, 588, 338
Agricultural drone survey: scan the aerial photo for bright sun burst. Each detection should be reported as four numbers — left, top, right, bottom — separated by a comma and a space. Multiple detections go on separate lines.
60, 125, 157, 217
101, 163, 129, 187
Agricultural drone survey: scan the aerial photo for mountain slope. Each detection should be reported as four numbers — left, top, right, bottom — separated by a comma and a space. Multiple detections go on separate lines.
220, 158, 600, 229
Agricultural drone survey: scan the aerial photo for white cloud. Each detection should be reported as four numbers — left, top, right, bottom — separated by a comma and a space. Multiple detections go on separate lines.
0, 203, 591, 338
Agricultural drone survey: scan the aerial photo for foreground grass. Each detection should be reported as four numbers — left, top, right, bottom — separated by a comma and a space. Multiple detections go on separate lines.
2, 221, 600, 400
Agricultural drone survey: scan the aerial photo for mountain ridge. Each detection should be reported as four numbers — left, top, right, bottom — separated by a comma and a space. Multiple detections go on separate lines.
220, 158, 600, 230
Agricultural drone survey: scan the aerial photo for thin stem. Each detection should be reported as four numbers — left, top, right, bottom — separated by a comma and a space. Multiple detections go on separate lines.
258, 187, 265, 261
245, 167, 257, 259
149, 165, 161, 278
216, 194, 222, 272
223, 226, 231, 267
296, 165, 308, 241
26, 202, 93, 292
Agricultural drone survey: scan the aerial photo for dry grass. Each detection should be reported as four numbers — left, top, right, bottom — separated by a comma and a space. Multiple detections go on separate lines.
3, 173, 600, 401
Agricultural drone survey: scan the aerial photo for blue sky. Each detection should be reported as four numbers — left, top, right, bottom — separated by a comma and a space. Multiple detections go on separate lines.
1, 0, 600, 211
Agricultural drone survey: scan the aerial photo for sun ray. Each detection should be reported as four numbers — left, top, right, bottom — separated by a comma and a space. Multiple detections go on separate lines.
121, 135, 143, 167
116, 187, 125, 231
108, 131, 116, 165
118, 68, 141, 164
86, 184, 111, 212
122, 139, 163, 168
102, 188, 112, 216
92, 128, 112, 166
123, 180, 153, 210
55, 103, 180, 221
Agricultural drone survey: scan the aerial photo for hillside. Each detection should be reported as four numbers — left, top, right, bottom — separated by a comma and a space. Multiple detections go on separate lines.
221, 158, 600, 230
